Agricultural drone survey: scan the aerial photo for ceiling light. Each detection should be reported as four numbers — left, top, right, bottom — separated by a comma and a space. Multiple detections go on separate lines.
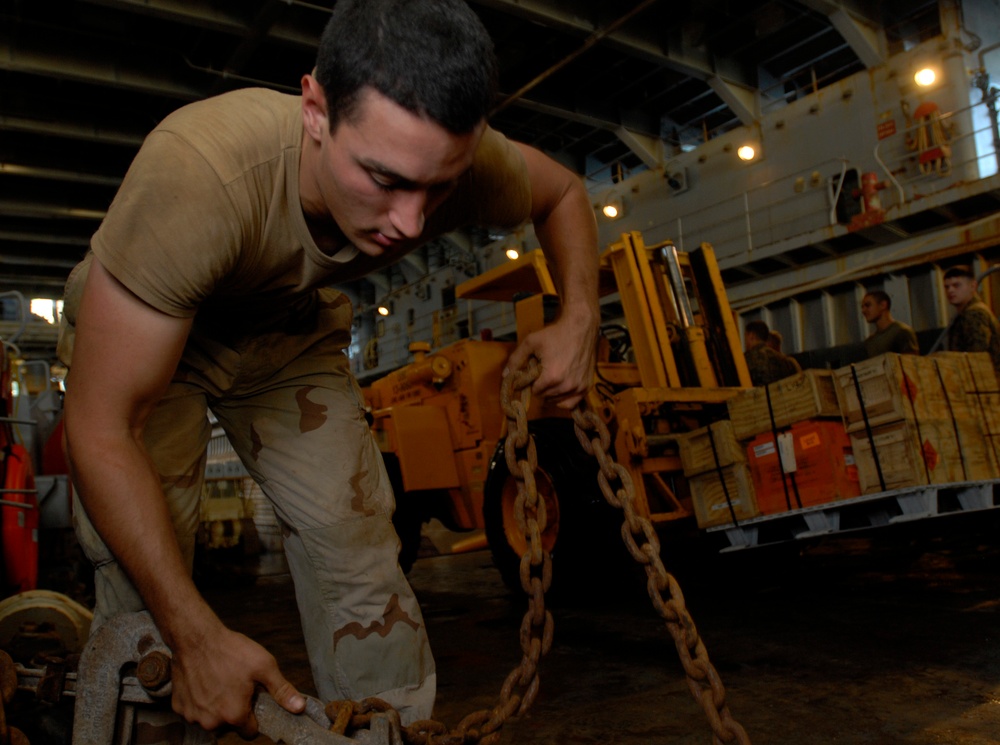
377, 302, 391, 317
505, 247, 520, 260
914, 67, 936, 87
737, 145, 756, 161
601, 196, 624, 219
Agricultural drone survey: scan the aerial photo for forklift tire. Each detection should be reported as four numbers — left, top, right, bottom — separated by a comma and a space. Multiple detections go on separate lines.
483, 418, 624, 598
382, 453, 423, 574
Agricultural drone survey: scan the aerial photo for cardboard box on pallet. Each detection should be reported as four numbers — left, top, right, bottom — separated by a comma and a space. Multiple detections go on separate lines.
849, 418, 998, 494
833, 353, 978, 434
747, 420, 861, 515
678, 420, 744, 477
929, 352, 1000, 436
689, 464, 759, 529
727, 369, 841, 441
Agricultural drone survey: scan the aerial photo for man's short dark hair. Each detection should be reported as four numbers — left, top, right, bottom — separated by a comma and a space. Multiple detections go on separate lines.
865, 290, 891, 308
943, 265, 975, 280
315, 0, 498, 134
745, 320, 770, 341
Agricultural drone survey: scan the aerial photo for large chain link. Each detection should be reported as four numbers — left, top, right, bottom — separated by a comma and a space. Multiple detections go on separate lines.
571, 405, 751, 745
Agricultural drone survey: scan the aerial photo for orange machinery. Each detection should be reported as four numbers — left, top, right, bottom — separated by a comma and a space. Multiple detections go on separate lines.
364, 232, 751, 587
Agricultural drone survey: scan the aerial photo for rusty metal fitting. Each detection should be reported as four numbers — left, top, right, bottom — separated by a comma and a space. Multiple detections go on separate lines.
136, 650, 172, 691
0, 650, 16, 705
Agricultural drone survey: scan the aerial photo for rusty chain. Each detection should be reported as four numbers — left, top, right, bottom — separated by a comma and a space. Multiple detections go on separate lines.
325, 358, 750, 744
0, 650, 28, 745
328, 358, 550, 745
571, 404, 751, 745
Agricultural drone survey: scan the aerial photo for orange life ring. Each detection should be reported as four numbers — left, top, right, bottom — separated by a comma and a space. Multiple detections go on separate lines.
2, 444, 39, 593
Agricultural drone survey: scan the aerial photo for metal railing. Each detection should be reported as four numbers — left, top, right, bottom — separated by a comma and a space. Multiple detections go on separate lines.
670, 95, 1000, 264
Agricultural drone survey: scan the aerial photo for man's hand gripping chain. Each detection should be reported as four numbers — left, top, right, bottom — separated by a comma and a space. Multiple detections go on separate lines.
9, 611, 400, 745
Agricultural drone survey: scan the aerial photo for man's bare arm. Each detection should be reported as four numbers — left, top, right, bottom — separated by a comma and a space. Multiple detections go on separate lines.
63, 258, 304, 734
506, 142, 600, 408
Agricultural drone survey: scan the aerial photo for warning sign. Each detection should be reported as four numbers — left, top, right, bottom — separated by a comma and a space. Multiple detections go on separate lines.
877, 119, 897, 140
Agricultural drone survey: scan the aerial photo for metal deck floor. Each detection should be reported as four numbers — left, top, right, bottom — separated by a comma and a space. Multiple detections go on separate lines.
202, 510, 1000, 745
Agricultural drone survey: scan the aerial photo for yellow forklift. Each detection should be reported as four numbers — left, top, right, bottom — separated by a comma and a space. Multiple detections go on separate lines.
363, 232, 751, 587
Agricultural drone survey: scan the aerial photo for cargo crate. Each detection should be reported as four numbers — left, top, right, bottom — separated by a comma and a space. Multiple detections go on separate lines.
930, 352, 1000, 436
833, 353, 977, 434
747, 420, 860, 515
849, 418, 998, 494
678, 420, 745, 477
689, 464, 759, 529
727, 369, 841, 441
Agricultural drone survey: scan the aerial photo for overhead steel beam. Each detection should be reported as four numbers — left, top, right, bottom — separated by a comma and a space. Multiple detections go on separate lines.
706, 77, 758, 126
0, 163, 122, 187
472, 0, 754, 87
492, 0, 660, 115
79, 0, 321, 49
509, 98, 663, 166
0, 34, 204, 101
0, 201, 106, 221
0, 115, 145, 147
612, 127, 662, 170
402, 251, 428, 276
792, 0, 884, 68
366, 271, 390, 295
79, 0, 250, 34
0, 254, 82, 269
0, 231, 91, 247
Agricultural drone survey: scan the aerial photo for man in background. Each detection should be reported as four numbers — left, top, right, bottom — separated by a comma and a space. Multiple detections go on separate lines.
744, 320, 800, 386
861, 290, 919, 358
943, 265, 1000, 373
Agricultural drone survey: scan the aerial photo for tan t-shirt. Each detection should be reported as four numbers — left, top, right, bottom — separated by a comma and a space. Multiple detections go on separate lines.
65, 88, 531, 330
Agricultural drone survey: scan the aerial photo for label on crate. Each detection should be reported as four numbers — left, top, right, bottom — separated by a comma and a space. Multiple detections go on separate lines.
752, 440, 777, 458
799, 431, 822, 450
778, 432, 798, 473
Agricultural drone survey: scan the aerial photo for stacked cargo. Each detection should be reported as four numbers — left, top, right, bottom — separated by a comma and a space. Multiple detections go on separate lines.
726, 369, 842, 440
678, 420, 758, 528
831, 353, 999, 493
728, 369, 860, 515
931, 352, 1000, 472
679, 370, 860, 529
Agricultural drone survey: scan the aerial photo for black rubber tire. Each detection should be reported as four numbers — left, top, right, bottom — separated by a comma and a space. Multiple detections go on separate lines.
382, 453, 424, 574
483, 418, 625, 597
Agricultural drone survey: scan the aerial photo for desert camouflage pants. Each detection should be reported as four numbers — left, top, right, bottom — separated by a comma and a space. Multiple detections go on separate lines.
69, 287, 436, 739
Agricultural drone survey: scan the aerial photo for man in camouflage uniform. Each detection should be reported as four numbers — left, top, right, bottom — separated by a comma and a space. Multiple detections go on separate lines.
743, 320, 801, 386
943, 265, 1000, 374
59, 0, 599, 740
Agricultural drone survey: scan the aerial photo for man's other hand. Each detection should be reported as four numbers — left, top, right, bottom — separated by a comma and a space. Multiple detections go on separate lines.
170, 623, 306, 737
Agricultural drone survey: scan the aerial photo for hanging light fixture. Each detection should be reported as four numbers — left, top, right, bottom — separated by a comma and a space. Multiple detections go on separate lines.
914, 67, 937, 87
601, 196, 624, 219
